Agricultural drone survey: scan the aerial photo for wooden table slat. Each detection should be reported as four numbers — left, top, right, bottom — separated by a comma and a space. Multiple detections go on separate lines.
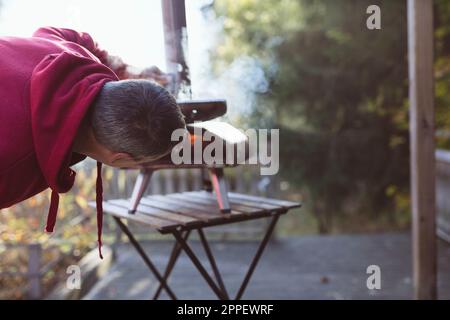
101, 201, 178, 231
227, 192, 301, 209
140, 196, 227, 223
109, 199, 199, 226
164, 193, 242, 216
181, 191, 269, 215
91, 191, 300, 234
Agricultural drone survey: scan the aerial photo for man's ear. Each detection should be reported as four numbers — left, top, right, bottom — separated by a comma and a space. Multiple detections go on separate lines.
110, 152, 133, 164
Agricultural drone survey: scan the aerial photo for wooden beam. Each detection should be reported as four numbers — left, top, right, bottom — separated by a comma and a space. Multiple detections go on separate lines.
407, 0, 437, 300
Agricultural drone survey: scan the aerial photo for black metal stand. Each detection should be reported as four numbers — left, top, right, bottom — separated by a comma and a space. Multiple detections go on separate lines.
112, 214, 280, 300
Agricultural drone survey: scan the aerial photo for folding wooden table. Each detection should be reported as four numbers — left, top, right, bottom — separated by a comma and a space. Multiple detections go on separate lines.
94, 189, 300, 300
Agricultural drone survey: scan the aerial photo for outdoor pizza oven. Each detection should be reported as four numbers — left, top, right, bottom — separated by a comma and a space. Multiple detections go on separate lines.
136, 99, 252, 169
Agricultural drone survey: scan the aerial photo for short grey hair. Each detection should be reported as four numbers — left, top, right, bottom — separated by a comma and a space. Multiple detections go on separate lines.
91, 79, 186, 159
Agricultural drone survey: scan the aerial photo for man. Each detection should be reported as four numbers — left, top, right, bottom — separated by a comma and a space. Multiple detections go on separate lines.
0, 27, 186, 257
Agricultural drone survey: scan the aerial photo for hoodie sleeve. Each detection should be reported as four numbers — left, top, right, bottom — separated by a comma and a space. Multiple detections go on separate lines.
30, 50, 118, 193
32, 27, 129, 79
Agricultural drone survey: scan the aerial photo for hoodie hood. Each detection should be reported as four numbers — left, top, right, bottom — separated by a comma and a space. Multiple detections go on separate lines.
30, 51, 118, 258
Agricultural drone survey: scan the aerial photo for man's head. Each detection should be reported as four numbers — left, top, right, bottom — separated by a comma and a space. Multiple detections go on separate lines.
76, 79, 186, 168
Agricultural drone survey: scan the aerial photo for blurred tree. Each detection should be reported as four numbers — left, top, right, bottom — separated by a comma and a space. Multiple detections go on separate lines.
212, 0, 413, 232
435, 0, 450, 149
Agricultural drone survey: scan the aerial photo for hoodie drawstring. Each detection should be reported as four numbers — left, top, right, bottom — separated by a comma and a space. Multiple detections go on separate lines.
96, 161, 104, 259
45, 190, 59, 233
44, 162, 104, 260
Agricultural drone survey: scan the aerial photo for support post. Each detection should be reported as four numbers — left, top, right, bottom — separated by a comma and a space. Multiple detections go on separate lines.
407, 0, 437, 300
27, 243, 42, 300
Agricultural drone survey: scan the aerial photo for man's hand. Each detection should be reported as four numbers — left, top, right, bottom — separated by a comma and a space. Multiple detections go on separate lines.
103, 53, 171, 86
139, 66, 171, 86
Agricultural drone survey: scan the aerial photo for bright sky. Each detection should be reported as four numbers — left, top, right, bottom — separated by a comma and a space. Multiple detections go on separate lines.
0, 0, 167, 69
0, 0, 241, 105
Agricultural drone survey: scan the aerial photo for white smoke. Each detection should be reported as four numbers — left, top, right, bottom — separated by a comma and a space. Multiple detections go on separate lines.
186, 0, 269, 123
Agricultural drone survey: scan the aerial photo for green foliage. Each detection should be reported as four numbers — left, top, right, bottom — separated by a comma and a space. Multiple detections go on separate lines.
212, 0, 416, 232
435, 0, 450, 149
0, 165, 100, 248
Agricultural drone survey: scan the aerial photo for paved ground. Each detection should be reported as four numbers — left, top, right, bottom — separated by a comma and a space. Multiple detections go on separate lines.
84, 233, 450, 300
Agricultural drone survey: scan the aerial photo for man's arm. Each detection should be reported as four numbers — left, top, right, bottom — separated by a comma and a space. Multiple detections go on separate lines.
33, 27, 169, 84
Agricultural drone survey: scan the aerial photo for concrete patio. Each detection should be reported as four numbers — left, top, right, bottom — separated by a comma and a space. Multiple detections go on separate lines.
84, 233, 450, 300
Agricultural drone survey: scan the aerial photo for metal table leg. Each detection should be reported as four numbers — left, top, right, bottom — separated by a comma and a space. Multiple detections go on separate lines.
198, 229, 229, 299
114, 214, 281, 300
172, 230, 228, 300
235, 214, 280, 299
113, 217, 177, 300
153, 230, 191, 299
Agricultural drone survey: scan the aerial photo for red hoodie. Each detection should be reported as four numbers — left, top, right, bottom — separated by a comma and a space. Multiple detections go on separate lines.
0, 27, 122, 258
